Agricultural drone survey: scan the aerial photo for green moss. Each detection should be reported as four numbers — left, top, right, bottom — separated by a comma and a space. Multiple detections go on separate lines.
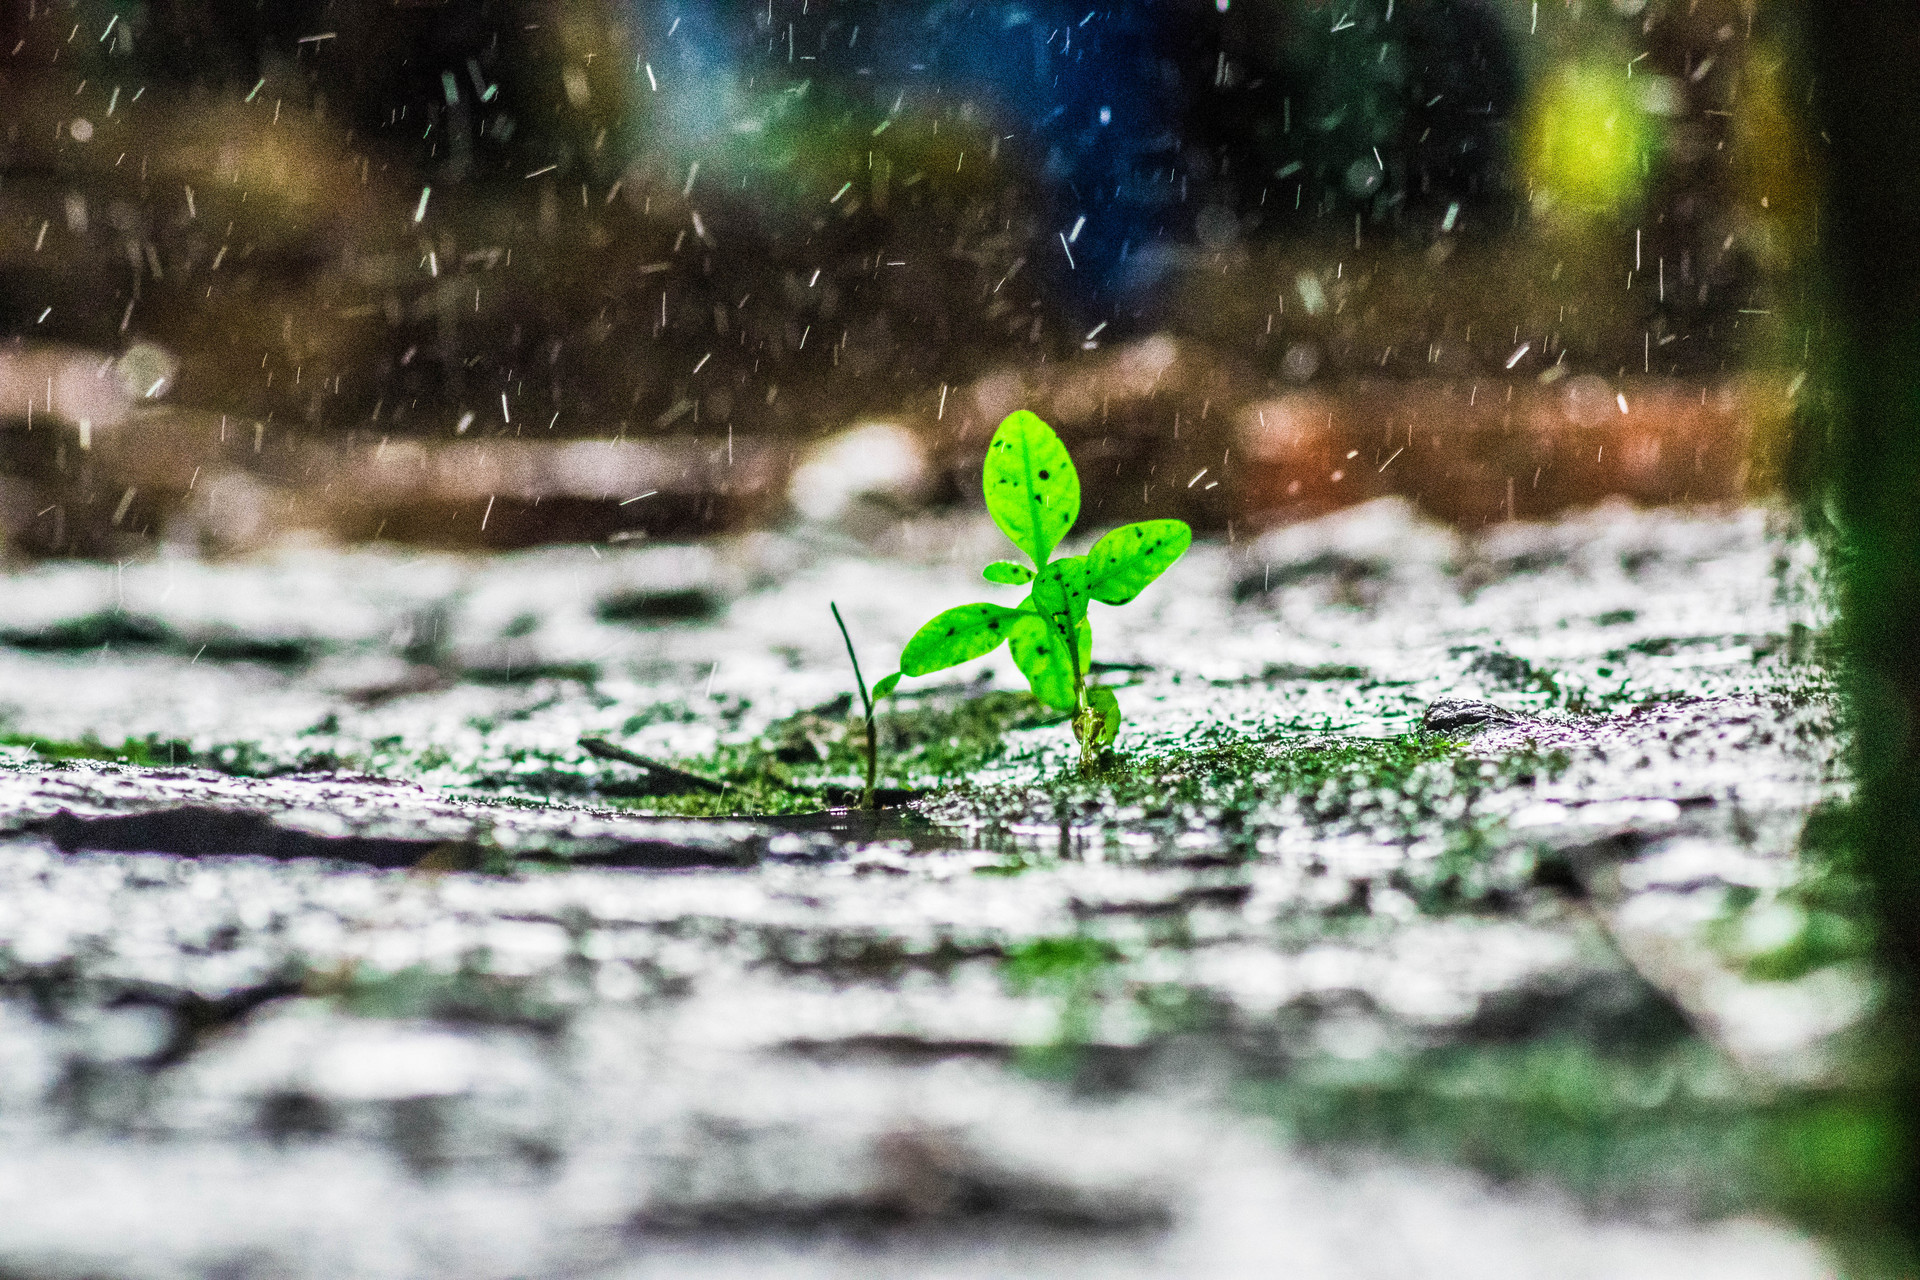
1250, 1037, 1903, 1255
1254, 662, 1374, 682
604, 775, 817, 818
308, 962, 572, 1031
202, 740, 361, 777
0, 611, 176, 651
1002, 935, 1124, 992
504, 696, 1565, 846
0, 612, 316, 666
974, 850, 1049, 877
1097, 731, 1472, 806
796, 689, 1061, 782
621, 702, 701, 734
459, 660, 601, 686
0, 732, 371, 777
0, 680, 1047, 802
188, 635, 319, 666
936, 730, 1561, 860
595, 588, 721, 625
1, 732, 193, 767
544, 687, 1060, 817
1466, 648, 1562, 698
997, 933, 1128, 1078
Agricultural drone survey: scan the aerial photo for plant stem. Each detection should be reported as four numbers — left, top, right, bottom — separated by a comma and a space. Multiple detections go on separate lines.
829, 602, 878, 809
1060, 609, 1098, 772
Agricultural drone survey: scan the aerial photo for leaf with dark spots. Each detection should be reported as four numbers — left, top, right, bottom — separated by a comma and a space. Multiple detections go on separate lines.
1008, 609, 1087, 710
900, 602, 1025, 676
1030, 556, 1091, 625
983, 410, 1079, 565
1087, 520, 1192, 606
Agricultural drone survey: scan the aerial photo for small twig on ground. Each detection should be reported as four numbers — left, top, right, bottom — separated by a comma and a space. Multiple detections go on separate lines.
577, 737, 726, 794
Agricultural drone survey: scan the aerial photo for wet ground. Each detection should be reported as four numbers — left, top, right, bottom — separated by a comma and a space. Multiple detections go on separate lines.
0, 498, 1872, 1278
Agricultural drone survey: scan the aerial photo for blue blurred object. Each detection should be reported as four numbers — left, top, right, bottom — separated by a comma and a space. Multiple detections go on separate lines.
634, 0, 1521, 330
638, 0, 1198, 320
847, 0, 1190, 303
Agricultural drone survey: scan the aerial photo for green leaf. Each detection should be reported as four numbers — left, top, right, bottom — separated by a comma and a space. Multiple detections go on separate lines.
1010, 558, 1093, 710
983, 410, 1080, 565
1087, 685, 1122, 747
1029, 556, 1090, 626
1008, 610, 1088, 710
899, 603, 1023, 676
982, 561, 1035, 586
871, 671, 901, 699
1086, 520, 1193, 606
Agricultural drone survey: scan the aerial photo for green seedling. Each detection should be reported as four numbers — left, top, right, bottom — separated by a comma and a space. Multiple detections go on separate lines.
876, 410, 1190, 767
830, 601, 893, 809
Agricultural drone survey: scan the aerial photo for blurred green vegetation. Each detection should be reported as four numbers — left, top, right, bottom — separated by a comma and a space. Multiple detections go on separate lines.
1796, 0, 1920, 1266
1259, 1040, 1906, 1256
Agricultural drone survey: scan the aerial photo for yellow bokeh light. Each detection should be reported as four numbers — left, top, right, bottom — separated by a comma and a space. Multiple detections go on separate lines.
1522, 60, 1655, 216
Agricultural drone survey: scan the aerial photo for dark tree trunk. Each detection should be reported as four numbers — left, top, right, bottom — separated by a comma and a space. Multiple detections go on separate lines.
1803, 3, 1920, 1257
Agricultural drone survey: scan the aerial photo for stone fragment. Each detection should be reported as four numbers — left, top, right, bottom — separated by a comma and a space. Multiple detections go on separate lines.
1420, 698, 1526, 737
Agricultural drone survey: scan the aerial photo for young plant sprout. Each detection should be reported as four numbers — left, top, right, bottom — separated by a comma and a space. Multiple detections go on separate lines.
829, 601, 894, 810
872, 410, 1190, 767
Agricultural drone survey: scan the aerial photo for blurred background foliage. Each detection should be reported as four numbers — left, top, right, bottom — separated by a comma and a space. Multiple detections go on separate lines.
0, 0, 1806, 470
